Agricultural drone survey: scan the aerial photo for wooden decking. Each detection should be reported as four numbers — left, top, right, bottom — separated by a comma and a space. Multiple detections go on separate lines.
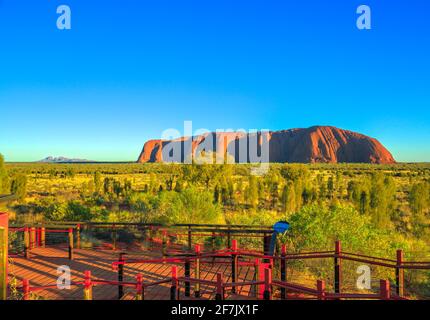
8, 247, 257, 300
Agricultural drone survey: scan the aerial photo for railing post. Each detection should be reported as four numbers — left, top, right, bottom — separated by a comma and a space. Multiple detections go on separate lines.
136, 273, 143, 300
334, 240, 342, 294
149, 225, 154, 249
24, 227, 30, 259
215, 273, 224, 300
22, 279, 30, 300
253, 258, 261, 298
30, 227, 36, 250
40, 227, 45, 248
263, 267, 272, 300
231, 239, 238, 294
280, 244, 287, 299
317, 280, 326, 300
170, 266, 178, 300
194, 244, 201, 298
187, 226, 192, 251
396, 249, 404, 297
211, 231, 216, 252
227, 227, 231, 249
112, 224, 117, 250
76, 224, 81, 249
68, 228, 74, 260
380, 279, 390, 300
162, 230, 167, 257
184, 258, 191, 297
36, 227, 40, 247
0, 221, 6, 301
263, 233, 271, 263
118, 253, 125, 299
84, 271, 93, 300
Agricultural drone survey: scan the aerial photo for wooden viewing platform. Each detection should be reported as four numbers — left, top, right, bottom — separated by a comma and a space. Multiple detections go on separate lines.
8, 247, 255, 300
4, 221, 430, 301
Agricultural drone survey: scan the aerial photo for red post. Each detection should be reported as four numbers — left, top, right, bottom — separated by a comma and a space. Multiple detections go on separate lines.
149, 225, 154, 249
162, 230, 168, 256
68, 228, 74, 260
84, 270, 93, 300
254, 258, 263, 298
170, 266, 178, 300
231, 239, 238, 252
317, 280, 326, 300
22, 279, 30, 300
334, 240, 342, 294
118, 253, 125, 299
112, 224, 117, 251
187, 225, 192, 250
40, 227, 45, 248
0, 213, 8, 300
136, 273, 143, 300
396, 250, 404, 297
36, 227, 40, 247
30, 227, 36, 249
280, 244, 287, 299
231, 239, 238, 294
184, 257, 191, 297
24, 226, 30, 259
380, 280, 390, 300
215, 273, 224, 300
194, 244, 201, 298
76, 224, 81, 249
263, 267, 272, 300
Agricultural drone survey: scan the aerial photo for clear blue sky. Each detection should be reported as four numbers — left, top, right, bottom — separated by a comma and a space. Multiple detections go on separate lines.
0, 0, 429, 162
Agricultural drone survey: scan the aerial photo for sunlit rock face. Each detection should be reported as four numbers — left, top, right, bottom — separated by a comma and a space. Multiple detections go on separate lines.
137, 126, 396, 164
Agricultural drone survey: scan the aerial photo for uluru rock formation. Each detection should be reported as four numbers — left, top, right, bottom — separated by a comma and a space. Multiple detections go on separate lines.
137, 126, 396, 164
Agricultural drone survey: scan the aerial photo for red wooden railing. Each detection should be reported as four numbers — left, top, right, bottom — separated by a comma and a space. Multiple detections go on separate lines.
10, 226, 430, 300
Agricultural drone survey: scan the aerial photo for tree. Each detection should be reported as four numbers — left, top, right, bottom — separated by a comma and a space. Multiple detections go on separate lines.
281, 182, 296, 213
280, 164, 309, 211
213, 184, 221, 204
369, 174, 396, 228
113, 180, 122, 197
327, 176, 335, 199
245, 176, 259, 209
94, 171, 102, 194
123, 179, 132, 194
0, 154, 8, 193
10, 174, 27, 200
347, 181, 355, 201
174, 180, 183, 192
161, 187, 223, 224
270, 181, 280, 208
357, 190, 365, 214
409, 182, 430, 215
103, 177, 112, 194
409, 182, 430, 238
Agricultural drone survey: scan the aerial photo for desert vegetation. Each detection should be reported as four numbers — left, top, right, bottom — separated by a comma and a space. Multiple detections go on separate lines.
2, 154, 430, 296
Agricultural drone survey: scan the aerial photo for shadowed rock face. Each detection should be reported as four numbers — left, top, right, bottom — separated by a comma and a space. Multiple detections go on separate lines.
137, 126, 396, 164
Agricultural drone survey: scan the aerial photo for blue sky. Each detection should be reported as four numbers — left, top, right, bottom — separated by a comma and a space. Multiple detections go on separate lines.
0, 0, 429, 162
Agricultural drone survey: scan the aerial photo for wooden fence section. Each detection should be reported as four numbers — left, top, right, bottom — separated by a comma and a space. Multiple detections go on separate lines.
6, 223, 430, 300
9, 247, 255, 300
9, 222, 274, 260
